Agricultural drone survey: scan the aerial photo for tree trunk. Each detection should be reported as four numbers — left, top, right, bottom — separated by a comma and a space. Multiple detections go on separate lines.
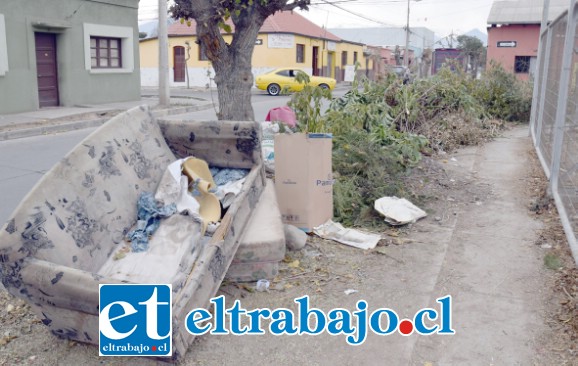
213, 52, 255, 121
196, 9, 265, 121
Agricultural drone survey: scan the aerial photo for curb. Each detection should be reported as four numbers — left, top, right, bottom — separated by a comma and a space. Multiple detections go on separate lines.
0, 102, 215, 142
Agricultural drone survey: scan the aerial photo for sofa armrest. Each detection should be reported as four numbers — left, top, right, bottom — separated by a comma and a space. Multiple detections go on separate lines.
17, 258, 124, 316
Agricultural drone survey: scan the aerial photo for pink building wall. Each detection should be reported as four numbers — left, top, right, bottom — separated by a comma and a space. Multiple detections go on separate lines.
486, 24, 540, 81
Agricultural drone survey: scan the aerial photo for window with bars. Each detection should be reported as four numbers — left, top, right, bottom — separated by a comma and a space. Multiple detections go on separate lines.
90, 37, 121, 68
514, 56, 531, 73
296, 44, 305, 63
353, 51, 358, 65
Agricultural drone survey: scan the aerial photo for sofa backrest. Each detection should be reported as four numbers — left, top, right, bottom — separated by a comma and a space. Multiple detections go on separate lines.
0, 106, 175, 273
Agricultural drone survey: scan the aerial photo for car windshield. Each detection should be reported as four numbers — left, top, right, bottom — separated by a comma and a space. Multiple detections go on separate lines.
275, 70, 291, 77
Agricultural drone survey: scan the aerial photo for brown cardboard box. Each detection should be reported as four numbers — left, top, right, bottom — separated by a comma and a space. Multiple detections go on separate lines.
274, 133, 333, 231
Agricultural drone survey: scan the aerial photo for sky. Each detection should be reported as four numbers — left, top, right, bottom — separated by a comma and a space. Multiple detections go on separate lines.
138, 0, 496, 38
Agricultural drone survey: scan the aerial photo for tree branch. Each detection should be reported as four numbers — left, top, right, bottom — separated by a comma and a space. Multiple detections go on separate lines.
283, 0, 310, 11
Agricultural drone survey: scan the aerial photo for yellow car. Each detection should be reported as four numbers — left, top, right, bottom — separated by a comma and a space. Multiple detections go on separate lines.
255, 68, 337, 96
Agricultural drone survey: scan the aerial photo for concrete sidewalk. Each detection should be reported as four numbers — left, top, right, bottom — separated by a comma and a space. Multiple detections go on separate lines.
0, 95, 213, 141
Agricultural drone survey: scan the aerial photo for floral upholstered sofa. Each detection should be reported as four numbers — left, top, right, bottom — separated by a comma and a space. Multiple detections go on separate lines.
0, 106, 265, 358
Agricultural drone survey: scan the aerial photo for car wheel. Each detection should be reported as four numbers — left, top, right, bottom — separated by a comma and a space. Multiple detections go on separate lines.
319, 83, 330, 90
267, 83, 281, 96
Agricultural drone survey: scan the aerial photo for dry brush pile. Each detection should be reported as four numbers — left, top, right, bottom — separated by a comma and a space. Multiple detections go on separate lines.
288, 63, 532, 227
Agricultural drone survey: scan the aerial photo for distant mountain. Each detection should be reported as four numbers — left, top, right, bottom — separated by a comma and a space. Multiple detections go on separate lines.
432, 29, 487, 49
138, 18, 177, 39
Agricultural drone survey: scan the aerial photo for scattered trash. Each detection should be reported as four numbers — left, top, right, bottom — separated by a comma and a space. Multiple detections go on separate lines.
313, 220, 381, 250
215, 178, 246, 209
450, 157, 458, 162
287, 259, 300, 268
182, 158, 222, 227
284, 224, 307, 251
5, 304, 14, 313
476, 201, 483, 206
261, 122, 279, 173
176, 175, 201, 215
255, 279, 270, 292
205, 222, 220, 235
0, 334, 17, 346
344, 289, 358, 295
541, 243, 553, 249
212, 168, 249, 186
126, 192, 177, 252
265, 106, 297, 128
434, 216, 442, 222
374, 196, 427, 225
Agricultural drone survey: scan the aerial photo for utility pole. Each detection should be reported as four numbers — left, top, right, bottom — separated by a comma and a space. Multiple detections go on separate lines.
404, 0, 421, 67
158, 0, 170, 106
404, 0, 410, 67
185, 41, 191, 89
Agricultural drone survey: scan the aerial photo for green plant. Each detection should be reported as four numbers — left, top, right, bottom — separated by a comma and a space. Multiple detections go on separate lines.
544, 253, 563, 270
332, 130, 408, 227
472, 61, 532, 122
287, 72, 332, 133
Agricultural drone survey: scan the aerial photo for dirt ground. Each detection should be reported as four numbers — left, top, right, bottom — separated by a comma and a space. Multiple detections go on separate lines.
0, 125, 577, 365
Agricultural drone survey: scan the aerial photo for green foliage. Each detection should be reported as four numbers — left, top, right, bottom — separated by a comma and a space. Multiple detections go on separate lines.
383, 62, 532, 150
332, 130, 407, 227
287, 72, 332, 133
544, 252, 563, 270
287, 62, 531, 227
290, 73, 428, 227
471, 61, 533, 122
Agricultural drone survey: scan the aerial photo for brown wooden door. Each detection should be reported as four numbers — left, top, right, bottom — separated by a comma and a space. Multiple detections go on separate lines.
312, 46, 319, 76
173, 46, 185, 82
341, 51, 347, 81
35, 33, 59, 108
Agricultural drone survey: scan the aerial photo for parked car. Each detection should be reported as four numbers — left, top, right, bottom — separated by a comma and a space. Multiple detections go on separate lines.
255, 68, 336, 96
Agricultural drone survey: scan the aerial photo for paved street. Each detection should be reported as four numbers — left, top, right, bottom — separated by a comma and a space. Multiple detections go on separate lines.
0, 129, 95, 225
145, 86, 348, 120
0, 87, 348, 225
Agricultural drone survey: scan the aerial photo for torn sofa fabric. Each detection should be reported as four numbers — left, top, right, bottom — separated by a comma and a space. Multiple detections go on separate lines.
127, 191, 177, 252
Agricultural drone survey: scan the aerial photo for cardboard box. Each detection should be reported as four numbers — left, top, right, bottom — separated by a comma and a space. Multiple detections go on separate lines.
274, 133, 333, 231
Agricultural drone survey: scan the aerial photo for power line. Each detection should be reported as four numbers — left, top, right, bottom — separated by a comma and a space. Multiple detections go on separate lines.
315, 0, 400, 27
310, 1, 435, 46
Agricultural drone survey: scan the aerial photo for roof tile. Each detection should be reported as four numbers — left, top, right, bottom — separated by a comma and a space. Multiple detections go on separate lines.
168, 11, 341, 42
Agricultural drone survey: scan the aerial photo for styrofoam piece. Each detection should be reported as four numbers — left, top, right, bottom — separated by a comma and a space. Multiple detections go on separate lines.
374, 196, 427, 225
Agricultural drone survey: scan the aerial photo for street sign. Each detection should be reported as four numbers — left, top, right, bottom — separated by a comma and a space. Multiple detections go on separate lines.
497, 41, 517, 48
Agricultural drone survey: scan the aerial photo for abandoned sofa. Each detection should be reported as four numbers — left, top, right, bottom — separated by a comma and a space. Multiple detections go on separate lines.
0, 106, 265, 358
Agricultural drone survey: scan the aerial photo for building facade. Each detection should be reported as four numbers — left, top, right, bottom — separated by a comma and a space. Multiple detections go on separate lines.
329, 27, 435, 61
0, 0, 141, 114
486, 0, 568, 81
139, 11, 368, 88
